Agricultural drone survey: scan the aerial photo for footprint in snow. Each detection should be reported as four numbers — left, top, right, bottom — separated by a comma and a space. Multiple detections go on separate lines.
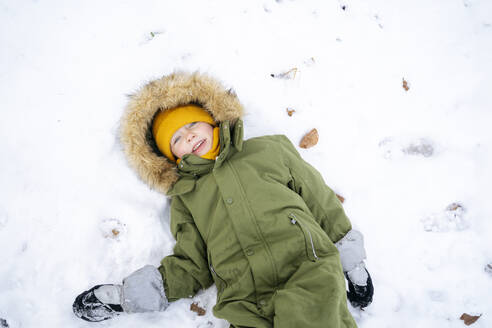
378, 137, 435, 159
0, 318, 9, 328
485, 263, 492, 276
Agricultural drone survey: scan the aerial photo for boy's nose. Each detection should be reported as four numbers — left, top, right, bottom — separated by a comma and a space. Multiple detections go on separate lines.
186, 132, 196, 142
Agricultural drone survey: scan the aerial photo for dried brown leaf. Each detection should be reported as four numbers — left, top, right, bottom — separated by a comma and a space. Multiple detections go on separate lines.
190, 302, 206, 316
271, 67, 298, 79
460, 313, 481, 326
336, 194, 345, 203
446, 203, 463, 211
286, 108, 296, 116
299, 129, 319, 149
304, 57, 316, 66
402, 78, 410, 91
101, 218, 125, 239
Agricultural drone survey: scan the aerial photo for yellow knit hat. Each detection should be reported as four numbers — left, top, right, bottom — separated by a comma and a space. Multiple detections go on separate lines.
152, 104, 216, 161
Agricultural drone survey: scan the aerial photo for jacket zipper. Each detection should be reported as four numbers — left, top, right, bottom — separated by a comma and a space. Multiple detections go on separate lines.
289, 214, 319, 261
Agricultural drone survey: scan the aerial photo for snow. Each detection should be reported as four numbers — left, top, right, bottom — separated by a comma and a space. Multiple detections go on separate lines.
1, 0, 491, 327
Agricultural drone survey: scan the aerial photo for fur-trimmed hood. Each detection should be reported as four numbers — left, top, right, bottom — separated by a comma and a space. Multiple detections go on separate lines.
120, 72, 244, 194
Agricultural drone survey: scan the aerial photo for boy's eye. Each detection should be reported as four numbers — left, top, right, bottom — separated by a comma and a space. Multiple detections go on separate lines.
188, 122, 197, 128
173, 136, 180, 145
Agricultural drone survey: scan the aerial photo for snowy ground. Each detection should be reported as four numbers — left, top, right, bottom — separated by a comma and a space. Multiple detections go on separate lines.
1, 0, 491, 327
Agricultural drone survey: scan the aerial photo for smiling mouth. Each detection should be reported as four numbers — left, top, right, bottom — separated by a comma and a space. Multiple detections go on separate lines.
192, 139, 205, 153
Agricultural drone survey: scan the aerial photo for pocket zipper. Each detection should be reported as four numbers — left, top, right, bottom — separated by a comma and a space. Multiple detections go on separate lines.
289, 214, 319, 261
210, 264, 228, 288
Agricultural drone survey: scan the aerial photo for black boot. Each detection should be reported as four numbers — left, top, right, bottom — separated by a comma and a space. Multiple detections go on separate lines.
346, 269, 374, 309
73, 285, 123, 322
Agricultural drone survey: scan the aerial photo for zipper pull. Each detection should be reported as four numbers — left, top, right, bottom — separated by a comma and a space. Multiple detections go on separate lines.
289, 213, 297, 224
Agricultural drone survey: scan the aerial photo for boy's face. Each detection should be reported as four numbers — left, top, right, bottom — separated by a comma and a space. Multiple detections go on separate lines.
170, 122, 214, 159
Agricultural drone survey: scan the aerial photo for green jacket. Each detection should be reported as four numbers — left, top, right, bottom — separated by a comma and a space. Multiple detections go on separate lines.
120, 72, 356, 327
161, 119, 352, 299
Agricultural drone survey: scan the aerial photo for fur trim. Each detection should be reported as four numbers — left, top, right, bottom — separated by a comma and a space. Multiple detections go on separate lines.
119, 71, 244, 194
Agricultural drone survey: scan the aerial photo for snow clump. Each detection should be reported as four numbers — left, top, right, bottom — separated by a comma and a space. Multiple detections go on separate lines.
100, 218, 127, 241
421, 203, 468, 232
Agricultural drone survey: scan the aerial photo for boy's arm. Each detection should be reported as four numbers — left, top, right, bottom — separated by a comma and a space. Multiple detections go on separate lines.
72, 197, 212, 321
278, 135, 352, 243
158, 196, 213, 301
279, 135, 373, 307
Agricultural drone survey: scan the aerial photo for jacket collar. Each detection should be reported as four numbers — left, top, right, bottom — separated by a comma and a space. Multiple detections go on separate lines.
166, 119, 243, 196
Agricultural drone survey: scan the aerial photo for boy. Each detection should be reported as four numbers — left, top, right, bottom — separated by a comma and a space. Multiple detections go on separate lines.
73, 72, 373, 327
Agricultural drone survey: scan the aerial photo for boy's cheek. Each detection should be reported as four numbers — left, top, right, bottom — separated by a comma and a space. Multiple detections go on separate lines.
171, 145, 182, 159
173, 145, 191, 158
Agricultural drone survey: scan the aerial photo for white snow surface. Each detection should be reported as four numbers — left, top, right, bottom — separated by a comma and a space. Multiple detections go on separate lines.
1, 0, 491, 327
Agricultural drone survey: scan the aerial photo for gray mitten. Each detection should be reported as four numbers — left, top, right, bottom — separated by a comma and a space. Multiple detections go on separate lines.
335, 230, 367, 279
121, 265, 169, 313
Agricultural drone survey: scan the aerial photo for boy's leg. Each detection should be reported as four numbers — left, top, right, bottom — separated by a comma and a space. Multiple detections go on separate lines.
272, 257, 357, 328
215, 299, 273, 328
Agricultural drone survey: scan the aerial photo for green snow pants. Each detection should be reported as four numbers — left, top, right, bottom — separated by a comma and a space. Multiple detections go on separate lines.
220, 258, 357, 328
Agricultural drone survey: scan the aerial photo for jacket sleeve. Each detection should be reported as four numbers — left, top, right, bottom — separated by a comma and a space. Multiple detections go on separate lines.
158, 196, 213, 302
278, 135, 352, 243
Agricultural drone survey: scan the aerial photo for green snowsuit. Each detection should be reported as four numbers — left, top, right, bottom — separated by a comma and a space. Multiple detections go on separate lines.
120, 72, 357, 328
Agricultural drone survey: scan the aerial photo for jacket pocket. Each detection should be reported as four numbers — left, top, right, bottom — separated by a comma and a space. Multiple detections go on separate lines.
288, 213, 319, 261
